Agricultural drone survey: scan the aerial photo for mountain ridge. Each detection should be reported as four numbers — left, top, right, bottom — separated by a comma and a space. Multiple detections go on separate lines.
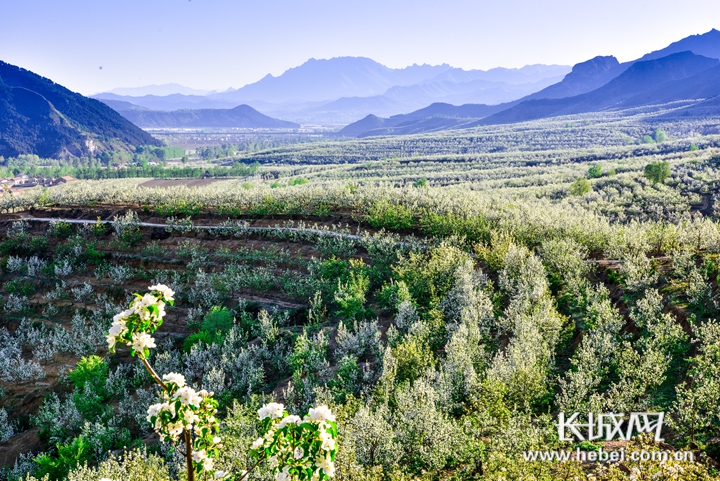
477, 51, 720, 125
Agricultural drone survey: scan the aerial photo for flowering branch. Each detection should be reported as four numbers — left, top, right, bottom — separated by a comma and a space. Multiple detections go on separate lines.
250, 403, 338, 481
107, 284, 339, 481
107, 285, 229, 481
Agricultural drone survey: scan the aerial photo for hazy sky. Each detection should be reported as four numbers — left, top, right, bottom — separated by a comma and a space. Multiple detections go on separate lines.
1, 0, 719, 95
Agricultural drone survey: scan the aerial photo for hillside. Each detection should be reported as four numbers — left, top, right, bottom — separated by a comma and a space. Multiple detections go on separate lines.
638, 28, 720, 61
338, 102, 510, 137
5, 113, 720, 480
0, 61, 160, 158
114, 104, 299, 129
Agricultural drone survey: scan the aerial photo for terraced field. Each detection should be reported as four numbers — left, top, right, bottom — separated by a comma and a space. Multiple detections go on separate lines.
4, 114, 720, 480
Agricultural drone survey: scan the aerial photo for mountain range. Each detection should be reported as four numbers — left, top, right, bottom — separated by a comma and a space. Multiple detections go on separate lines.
342, 29, 720, 137
4, 28, 720, 158
94, 60, 570, 124
102, 83, 214, 97
0, 61, 160, 158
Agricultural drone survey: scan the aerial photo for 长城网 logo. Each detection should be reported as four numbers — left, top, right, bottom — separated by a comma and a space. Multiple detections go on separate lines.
557, 412, 665, 442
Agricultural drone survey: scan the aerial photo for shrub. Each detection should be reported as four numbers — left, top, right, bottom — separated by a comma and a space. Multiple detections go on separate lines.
413, 177, 428, 188
654, 128, 667, 143
183, 306, 234, 352
568, 177, 591, 196
587, 164, 603, 178
34, 436, 92, 481
333, 259, 371, 321
367, 198, 414, 230
68, 355, 108, 393
644, 161, 671, 184
393, 336, 435, 384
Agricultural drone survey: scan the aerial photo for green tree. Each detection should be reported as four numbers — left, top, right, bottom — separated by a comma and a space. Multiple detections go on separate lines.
654, 128, 667, 143
644, 161, 671, 184
568, 177, 591, 196
587, 164, 603, 178
413, 177, 428, 188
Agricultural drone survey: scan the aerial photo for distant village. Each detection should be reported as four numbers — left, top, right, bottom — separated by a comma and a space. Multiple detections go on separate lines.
0, 174, 75, 194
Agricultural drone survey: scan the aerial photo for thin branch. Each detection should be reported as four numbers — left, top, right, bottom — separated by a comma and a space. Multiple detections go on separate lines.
139, 354, 167, 390
237, 454, 266, 481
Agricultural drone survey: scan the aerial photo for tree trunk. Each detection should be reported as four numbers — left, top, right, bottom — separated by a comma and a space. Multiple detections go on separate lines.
185, 429, 195, 481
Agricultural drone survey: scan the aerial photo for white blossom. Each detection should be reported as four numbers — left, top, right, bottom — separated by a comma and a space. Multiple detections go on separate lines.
131, 332, 157, 352
162, 372, 186, 388
149, 283, 175, 302
278, 415, 301, 428
307, 405, 335, 423
258, 402, 285, 420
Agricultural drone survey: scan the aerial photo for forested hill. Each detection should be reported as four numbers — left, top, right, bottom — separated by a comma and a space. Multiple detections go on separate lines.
0, 61, 161, 159
113, 104, 300, 129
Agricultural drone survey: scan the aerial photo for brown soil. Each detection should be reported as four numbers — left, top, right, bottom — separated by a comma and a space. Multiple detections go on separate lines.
0, 427, 42, 466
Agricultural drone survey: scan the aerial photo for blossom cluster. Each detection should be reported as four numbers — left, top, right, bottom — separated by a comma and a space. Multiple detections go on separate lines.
108, 285, 229, 480
250, 403, 338, 481
106, 284, 174, 356
146, 372, 229, 479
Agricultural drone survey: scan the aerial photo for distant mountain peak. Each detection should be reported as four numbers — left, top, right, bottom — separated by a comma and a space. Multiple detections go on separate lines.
105, 83, 212, 97
211, 56, 454, 104
570, 56, 620, 75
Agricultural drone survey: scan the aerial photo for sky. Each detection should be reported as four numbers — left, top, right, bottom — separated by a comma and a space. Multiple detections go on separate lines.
1, 0, 719, 95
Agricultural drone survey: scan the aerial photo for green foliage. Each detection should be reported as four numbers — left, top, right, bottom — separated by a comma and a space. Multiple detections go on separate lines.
49, 221, 73, 238
183, 306, 234, 352
568, 177, 591, 196
394, 245, 472, 308
3, 279, 35, 296
654, 128, 667, 143
642, 134, 655, 144
367, 198, 414, 230
288, 177, 309, 186
91, 217, 108, 237
412, 177, 428, 188
393, 336, 435, 384
420, 212, 492, 245
68, 356, 108, 393
644, 161, 671, 183
34, 436, 92, 481
587, 164, 603, 178
333, 259, 371, 321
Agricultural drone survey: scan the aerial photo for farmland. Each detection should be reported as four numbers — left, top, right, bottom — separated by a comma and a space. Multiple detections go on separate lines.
3, 112, 720, 480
